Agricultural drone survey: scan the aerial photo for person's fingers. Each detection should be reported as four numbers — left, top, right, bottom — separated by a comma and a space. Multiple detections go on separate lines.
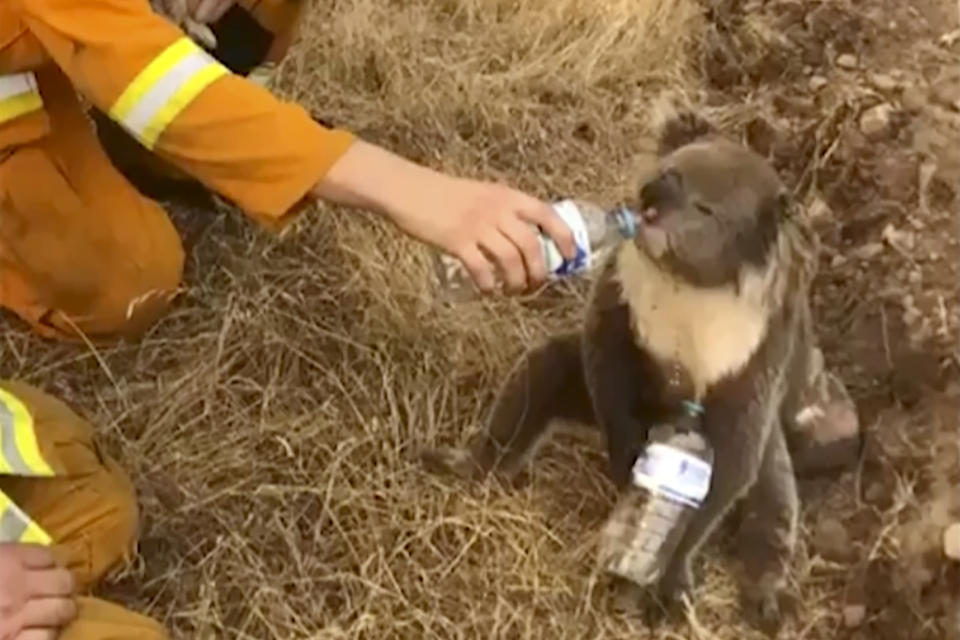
456, 245, 496, 294
497, 215, 546, 287
207, 0, 235, 22
9, 545, 55, 571
192, 0, 231, 22
25, 569, 74, 599
517, 200, 577, 260
19, 597, 77, 630
478, 230, 527, 293
14, 628, 58, 640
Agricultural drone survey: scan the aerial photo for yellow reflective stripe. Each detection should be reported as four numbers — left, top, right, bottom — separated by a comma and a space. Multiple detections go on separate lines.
0, 72, 43, 123
0, 388, 54, 477
0, 491, 51, 545
108, 37, 229, 149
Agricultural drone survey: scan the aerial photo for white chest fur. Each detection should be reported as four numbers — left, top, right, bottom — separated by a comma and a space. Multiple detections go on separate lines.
613, 243, 771, 398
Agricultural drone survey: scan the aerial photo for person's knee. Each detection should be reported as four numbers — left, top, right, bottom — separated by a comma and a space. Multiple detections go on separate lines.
50, 209, 185, 341
61, 597, 170, 640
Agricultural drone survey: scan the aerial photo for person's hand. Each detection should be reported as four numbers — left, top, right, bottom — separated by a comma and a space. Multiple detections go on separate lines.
312, 140, 577, 294
0, 544, 76, 640
186, 0, 236, 22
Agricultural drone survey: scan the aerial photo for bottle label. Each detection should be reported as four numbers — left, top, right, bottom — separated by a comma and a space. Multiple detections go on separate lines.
544, 200, 591, 276
631, 443, 713, 509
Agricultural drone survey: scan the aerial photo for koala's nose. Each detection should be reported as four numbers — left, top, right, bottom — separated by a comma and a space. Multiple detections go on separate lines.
639, 168, 684, 213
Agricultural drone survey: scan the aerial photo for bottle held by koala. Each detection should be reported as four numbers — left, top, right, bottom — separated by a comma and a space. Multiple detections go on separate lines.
599, 402, 714, 587
431, 198, 638, 302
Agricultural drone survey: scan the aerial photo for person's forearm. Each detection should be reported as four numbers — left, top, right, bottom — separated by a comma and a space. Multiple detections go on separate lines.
309, 139, 448, 222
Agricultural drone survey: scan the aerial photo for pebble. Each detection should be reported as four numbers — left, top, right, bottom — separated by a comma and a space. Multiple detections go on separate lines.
807, 196, 832, 222
809, 75, 829, 91
837, 53, 858, 69
843, 604, 867, 628
882, 223, 915, 252
869, 72, 898, 92
902, 85, 928, 111
831, 254, 848, 268
944, 522, 960, 561
815, 518, 854, 561
853, 243, 884, 261
860, 103, 894, 140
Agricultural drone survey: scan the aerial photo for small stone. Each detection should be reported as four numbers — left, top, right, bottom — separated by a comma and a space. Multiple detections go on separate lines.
902, 86, 928, 111
869, 72, 898, 92
882, 223, 916, 252
815, 518, 853, 561
860, 103, 894, 140
809, 75, 829, 91
837, 54, 858, 69
944, 523, 960, 560
807, 196, 832, 222
843, 604, 867, 628
853, 243, 884, 260
909, 269, 923, 285
831, 254, 848, 268
864, 482, 885, 502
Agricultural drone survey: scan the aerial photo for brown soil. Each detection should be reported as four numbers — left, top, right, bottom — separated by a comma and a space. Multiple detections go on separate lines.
1, 0, 957, 638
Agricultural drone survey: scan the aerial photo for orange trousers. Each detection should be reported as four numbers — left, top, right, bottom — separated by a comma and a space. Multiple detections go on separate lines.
0, 380, 168, 640
0, 0, 310, 343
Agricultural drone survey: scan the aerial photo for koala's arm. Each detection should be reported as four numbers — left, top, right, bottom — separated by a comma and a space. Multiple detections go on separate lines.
582, 272, 665, 488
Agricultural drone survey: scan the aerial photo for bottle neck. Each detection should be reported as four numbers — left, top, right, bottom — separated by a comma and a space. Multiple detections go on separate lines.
612, 206, 639, 239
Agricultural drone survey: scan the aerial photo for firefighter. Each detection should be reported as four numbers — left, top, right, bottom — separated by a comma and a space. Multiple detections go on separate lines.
0, 1, 577, 638
0, 0, 577, 343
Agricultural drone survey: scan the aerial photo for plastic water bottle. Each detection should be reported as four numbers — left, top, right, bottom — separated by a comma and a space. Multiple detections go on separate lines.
599, 401, 714, 587
431, 198, 638, 302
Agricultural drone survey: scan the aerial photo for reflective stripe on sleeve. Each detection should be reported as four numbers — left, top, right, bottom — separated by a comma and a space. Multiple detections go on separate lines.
108, 37, 230, 149
0, 491, 51, 545
0, 388, 54, 477
0, 72, 44, 123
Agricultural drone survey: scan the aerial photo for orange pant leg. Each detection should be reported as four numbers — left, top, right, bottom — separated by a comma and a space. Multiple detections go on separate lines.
0, 65, 185, 342
0, 380, 168, 638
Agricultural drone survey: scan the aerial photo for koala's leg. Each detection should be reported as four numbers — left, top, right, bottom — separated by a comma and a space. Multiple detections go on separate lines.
735, 421, 798, 634
420, 331, 593, 480
658, 398, 772, 607
781, 342, 862, 478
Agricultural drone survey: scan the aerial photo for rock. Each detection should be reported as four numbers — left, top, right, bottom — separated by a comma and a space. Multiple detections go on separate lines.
864, 482, 886, 503
809, 75, 829, 91
843, 604, 867, 628
869, 72, 899, 92
837, 53, 858, 69
860, 103, 894, 140
944, 522, 960, 560
882, 223, 916, 253
902, 85, 928, 111
815, 518, 854, 561
853, 243, 884, 261
831, 254, 848, 268
807, 196, 833, 223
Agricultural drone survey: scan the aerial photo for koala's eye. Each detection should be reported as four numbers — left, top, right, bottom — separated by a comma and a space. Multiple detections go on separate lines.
694, 202, 714, 217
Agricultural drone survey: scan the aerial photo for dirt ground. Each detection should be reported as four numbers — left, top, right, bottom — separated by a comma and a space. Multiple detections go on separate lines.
2, 0, 957, 638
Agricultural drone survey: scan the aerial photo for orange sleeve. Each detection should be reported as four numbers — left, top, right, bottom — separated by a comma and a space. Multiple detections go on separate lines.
10, 0, 355, 229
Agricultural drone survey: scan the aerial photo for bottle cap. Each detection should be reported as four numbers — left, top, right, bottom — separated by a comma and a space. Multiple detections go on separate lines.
614, 206, 639, 239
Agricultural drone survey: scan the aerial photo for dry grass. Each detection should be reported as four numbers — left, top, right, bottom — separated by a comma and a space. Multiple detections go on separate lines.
2, 0, 957, 638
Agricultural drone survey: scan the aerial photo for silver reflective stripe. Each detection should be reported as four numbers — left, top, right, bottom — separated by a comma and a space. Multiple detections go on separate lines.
0, 72, 37, 100
0, 504, 27, 543
118, 49, 215, 139
0, 401, 30, 475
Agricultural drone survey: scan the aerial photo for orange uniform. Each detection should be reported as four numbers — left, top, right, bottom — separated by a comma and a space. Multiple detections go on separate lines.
0, 379, 168, 639
0, 0, 355, 341
0, 2, 353, 637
